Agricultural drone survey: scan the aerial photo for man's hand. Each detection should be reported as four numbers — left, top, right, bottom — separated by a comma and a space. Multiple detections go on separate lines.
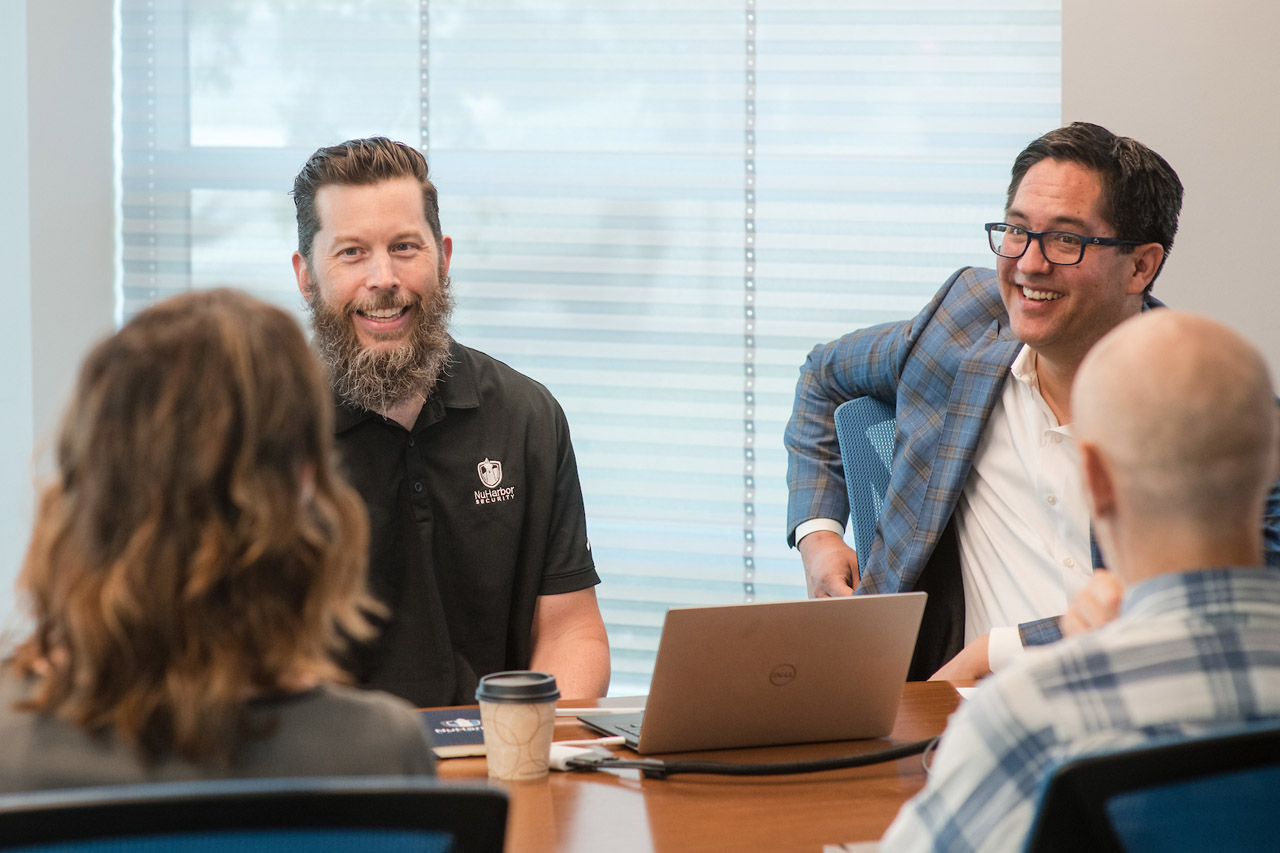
1061, 569, 1124, 638
797, 530, 859, 598
929, 633, 992, 683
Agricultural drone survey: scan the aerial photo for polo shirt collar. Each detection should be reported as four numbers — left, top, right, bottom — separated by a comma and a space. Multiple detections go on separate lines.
332, 339, 479, 433
434, 340, 480, 410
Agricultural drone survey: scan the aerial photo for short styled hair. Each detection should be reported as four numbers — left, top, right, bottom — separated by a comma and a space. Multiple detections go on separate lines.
292, 136, 443, 261
1007, 122, 1184, 287
12, 289, 381, 765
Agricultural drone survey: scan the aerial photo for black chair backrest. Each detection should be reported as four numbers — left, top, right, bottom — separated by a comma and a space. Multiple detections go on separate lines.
1024, 722, 1280, 853
0, 776, 507, 853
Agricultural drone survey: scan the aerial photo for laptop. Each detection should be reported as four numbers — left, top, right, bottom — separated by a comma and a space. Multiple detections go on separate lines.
579, 592, 926, 754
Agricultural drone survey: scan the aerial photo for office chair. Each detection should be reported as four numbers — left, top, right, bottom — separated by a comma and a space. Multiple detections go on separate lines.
0, 776, 507, 853
1023, 720, 1280, 853
833, 396, 896, 573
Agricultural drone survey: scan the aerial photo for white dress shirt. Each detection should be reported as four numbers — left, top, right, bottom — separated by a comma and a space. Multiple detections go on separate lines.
954, 344, 1092, 669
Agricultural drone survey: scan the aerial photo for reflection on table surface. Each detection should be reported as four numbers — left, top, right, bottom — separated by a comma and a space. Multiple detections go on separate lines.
431, 681, 962, 853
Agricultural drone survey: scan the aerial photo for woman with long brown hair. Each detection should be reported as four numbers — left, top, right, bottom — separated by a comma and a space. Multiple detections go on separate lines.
0, 289, 433, 789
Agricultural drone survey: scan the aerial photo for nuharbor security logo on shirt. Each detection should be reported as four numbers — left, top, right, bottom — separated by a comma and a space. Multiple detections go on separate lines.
478, 458, 502, 488
475, 457, 516, 505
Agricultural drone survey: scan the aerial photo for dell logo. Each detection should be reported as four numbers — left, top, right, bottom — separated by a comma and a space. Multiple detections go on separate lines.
769, 664, 797, 686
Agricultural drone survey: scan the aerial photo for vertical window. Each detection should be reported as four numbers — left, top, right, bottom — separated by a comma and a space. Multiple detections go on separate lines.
119, 0, 1060, 694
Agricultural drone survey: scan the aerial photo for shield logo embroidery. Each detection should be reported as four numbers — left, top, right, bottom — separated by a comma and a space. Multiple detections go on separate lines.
477, 458, 503, 489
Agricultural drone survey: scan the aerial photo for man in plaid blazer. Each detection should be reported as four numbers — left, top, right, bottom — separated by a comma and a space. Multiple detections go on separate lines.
785, 123, 1280, 681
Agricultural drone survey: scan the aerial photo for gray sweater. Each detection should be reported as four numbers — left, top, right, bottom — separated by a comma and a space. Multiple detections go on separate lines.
0, 672, 434, 793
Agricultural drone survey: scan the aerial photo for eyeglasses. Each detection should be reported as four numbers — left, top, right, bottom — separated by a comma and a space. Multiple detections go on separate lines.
984, 222, 1143, 266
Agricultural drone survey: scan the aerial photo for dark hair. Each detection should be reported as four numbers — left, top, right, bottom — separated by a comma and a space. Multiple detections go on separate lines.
292, 137, 442, 261
1007, 122, 1184, 287
12, 289, 381, 765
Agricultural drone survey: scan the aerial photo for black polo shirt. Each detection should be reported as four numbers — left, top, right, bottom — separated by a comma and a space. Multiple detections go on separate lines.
333, 341, 599, 707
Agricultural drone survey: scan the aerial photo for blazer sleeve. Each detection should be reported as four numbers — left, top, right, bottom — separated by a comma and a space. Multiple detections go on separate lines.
784, 266, 978, 545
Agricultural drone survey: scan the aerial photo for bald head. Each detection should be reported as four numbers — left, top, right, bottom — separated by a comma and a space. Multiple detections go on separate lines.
1073, 311, 1278, 569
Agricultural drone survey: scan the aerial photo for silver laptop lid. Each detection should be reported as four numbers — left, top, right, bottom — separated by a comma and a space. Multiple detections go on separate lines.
636, 592, 926, 753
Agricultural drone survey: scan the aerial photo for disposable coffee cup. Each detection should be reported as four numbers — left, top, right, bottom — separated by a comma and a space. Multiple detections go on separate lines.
475, 671, 561, 781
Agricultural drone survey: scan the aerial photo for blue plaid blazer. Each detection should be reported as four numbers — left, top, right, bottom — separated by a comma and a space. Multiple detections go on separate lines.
785, 266, 1280, 659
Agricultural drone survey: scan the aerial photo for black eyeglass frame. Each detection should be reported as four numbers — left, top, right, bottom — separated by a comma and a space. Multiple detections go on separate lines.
984, 222, 1144, 266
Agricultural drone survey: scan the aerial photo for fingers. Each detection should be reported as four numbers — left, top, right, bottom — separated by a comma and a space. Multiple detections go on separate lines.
1094, 569, 1125, 605
1062, 570, 1125, 637
799, 531, 859, 599
814, 573, 856, 598
807, 564, 853, 597
1060, 608, 1086, 638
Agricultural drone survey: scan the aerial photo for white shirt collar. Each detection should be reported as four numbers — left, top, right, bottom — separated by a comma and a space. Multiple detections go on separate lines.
1009, 344, 1070, 434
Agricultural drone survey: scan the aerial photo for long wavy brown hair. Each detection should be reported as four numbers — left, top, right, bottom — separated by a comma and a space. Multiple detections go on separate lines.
10, 289, 381, 765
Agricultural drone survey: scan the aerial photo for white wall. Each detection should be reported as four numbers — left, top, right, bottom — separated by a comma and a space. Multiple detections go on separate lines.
27, 0, 117, 439
0, 0, 35, 625
1, 0, 116, 626
1063, 0, 1280, 378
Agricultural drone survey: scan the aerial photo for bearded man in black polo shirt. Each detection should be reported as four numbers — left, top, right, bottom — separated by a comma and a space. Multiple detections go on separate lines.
290, 137, 610, 707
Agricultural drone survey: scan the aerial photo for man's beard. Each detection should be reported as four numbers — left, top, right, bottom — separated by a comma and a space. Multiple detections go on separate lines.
306, 268, 456, 414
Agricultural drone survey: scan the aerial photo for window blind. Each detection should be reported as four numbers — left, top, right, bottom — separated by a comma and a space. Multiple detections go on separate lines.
118, 0, 1060, 695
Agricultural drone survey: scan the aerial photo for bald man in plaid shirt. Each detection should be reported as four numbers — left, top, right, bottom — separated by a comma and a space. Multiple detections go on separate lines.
879, 311, 1280, 851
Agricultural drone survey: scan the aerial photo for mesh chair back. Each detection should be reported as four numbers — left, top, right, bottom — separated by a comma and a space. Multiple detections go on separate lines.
833, 396, 896, 574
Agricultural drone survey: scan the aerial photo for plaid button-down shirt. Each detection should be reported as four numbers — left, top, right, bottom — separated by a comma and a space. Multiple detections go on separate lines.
881, 568, 1280, 852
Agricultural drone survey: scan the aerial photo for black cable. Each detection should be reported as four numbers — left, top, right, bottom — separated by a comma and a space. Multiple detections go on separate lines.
565, 737, 939, 780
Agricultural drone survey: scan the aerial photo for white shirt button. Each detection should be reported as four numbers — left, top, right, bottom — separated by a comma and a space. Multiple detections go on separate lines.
1046, 494, 1058, 506
1063, 557, 1075, 568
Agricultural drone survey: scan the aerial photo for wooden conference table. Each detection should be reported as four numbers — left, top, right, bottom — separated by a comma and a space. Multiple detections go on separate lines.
434, 681, 963, 853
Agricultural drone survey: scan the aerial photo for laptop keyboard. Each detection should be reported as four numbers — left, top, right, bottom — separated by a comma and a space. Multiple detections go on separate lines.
615, 720, 643, 738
